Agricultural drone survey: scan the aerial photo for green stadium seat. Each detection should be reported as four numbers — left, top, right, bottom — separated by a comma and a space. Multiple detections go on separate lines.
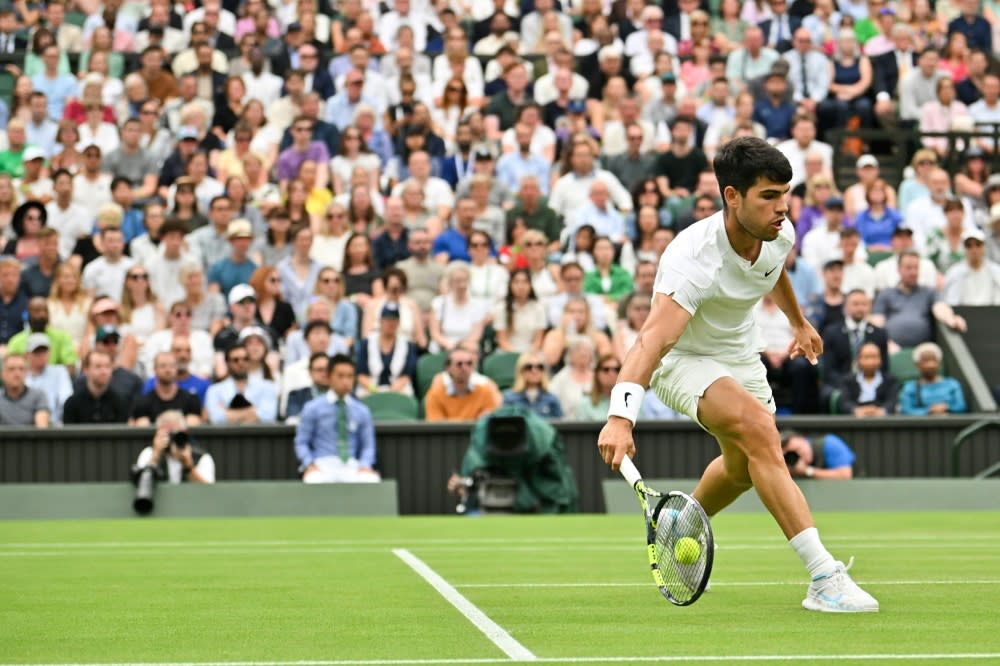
362, 392, 419, 422
889, 347, 918, 383
0, 71, 14, 106
65, 11, 87, 27
416, 351, 446, 398
482, 351, 520, 390
867, 250, 893, 267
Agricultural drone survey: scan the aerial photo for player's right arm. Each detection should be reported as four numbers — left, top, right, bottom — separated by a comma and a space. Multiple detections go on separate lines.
598, 292, 692, 470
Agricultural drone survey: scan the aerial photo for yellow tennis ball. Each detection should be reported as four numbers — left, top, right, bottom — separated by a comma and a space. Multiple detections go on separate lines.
674, 537, 701, 564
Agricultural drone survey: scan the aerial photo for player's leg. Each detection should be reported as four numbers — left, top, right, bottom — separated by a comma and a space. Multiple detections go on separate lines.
697, 376, 878, 612
691, 450, 752, 518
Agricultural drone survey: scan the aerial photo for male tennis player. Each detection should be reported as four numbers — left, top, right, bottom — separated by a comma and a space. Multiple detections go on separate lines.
598, 137, 879, 613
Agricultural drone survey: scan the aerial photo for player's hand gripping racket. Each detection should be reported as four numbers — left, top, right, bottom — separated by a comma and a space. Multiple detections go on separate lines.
619, 455, 714, 606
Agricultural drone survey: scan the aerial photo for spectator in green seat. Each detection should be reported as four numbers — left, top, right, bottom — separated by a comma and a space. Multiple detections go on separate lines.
583, 235, 634, 303
502, 351, 563, 419
899, 342, 968, 415
574, 353, 618, 420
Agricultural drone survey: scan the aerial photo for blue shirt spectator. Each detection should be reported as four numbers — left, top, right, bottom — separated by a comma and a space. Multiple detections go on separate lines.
294, 392, 377, 469
496, 151, 552, 195
786, 255, 823, 306
207, 257, 258, 297
204, 375, 279, 424
948, 13, 992, 52
854, 207, 903, 248
900, 377, 968, 415
753, 97, 796, 141
31, 73, 78, 120
432, 228, 473, 263
143, 375, 212, 404
502, 388, 564, 419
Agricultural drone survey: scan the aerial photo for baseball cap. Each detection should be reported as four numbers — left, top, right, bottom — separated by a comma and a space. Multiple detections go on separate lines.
226, 218, 253, 239
177, 125, 199, 141
659, 71, 677, 84
567, 98, 587, 113
473, 147, 494, 161
987, 174, 1000, 191
823, 257, 845, 270
856, 154, 879, 169
989, 203, 1000, 227
824, 196, 845, 209
879, 6, 896, 14
381, 302, 401, 320
892, 224, 914, 236
22, 146, 45, 162
238, 325, 272, 349
963, 227, 986, 244
287, 20, 302, 31
95, 325, 121, 342
228, 283, 257, 306
26, 332, 50, 352
967, 145, 986, 159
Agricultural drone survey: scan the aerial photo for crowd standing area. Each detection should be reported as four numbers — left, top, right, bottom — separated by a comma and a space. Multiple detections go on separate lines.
0, 0, 994, 444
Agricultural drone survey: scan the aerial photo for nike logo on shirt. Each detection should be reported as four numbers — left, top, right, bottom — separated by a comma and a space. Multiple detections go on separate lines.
764, 265, 780, 277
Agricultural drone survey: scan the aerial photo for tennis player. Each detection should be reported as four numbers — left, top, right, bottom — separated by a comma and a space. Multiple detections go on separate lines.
598, 137, 879, 613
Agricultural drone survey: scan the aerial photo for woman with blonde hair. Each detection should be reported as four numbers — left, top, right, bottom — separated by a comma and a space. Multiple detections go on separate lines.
361, 267, 427, 349
48, 263, 92, 352
311, 265, 359, 342
898, 149, 939, 212
575, 353, 619, 420
501, 351, 564, 419
0, 174, 20, 242
429, 262, 491, 353
119, 265, 166, 346
178, 259, 227, 335
541, 295, 612, 368
311, 202, 351, 271
796, 174, 841, 248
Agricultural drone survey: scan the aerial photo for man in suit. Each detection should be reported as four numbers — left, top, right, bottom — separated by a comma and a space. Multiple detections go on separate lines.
270, 21, 308, 78
783, 27, 829, 117
871, 24, 919, 128
278, 92, 340, 156
297, 42, 335, 101
187, 42, 227, 104
0, 8, 26, 55
758, 0, 802, 53
820, 288, 889, 392
440, 121, 475, 189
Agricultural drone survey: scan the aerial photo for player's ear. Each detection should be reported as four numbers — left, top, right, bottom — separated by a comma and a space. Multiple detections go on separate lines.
722, 185, 740, 209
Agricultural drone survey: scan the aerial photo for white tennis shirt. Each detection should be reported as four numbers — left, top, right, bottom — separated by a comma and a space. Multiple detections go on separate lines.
654, 211, 795, 363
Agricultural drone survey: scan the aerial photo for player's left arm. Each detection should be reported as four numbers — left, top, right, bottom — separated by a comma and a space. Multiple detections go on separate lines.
770, 268, 822, 365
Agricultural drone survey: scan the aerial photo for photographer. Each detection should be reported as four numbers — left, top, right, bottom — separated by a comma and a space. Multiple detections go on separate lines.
780, 431, 855, 480
135, 410, 216, 484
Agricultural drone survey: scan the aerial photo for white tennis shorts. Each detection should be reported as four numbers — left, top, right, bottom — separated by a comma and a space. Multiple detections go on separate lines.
649, 354, 775, 431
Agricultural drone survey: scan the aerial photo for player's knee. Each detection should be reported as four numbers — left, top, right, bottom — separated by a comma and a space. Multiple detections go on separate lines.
722, 458, 753, 487
734, 411, 782, 463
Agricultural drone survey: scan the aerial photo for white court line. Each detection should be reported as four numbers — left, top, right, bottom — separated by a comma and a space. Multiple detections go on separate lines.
392, 548, 536, 662
454, 579, 1000, 589
5, 654, 1000, 665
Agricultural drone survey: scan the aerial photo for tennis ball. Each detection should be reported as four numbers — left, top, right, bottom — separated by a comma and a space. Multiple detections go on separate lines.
674, 537, 701, 564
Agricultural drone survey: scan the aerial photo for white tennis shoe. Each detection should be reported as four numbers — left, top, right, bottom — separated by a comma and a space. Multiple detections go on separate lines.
802, 561, 879, 613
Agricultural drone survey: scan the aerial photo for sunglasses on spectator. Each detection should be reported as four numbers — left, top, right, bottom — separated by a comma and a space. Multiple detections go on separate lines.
524, 241, 545, 247
599, 366, 621, 373
172, 310, 192, 318
228, 355, 249, 363
127, 273, 149, 280
522, 364, 544, 371
469, 242, 489, 248
451, 360, 474, 367
320, 277, 341, 283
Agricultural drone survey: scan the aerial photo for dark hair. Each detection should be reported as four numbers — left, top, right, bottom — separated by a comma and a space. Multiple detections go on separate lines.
328, 353, 355, 372
308, 351, 330, 369
304, 319, 332, 339
110, 176, 132, 192
713, 137, 792, 205
631, 177, 664, 212
11, 201, 47, 237
209, 195, 230, 210
504, 267, 537, 339
159, 218, 189, 236
51, 168, 72, 182
381, 266, 408, 290
225, 342, 247, 362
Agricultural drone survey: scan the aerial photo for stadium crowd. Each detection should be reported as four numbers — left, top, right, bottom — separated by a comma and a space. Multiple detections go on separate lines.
0, 0, 993, 433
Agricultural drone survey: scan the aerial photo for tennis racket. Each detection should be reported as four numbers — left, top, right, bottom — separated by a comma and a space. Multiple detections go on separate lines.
619, 455, 714, 606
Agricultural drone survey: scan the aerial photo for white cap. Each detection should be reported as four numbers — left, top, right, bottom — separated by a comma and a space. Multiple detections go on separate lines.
26, 332, 50, 352
989, 203, 1000, 227
227, 283, 256, 306
962, 227, 986, 243
237, 325, 272, 350
856, 154, 879, 169
22, 146, 46, 162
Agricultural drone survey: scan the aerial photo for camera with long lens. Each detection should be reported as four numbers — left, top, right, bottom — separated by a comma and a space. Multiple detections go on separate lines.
132, 465, 158, 515
783, 450, 800, 468
170, 431, 189, 447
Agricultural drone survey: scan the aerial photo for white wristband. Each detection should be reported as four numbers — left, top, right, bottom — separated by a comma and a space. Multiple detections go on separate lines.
608, 382, 644, 426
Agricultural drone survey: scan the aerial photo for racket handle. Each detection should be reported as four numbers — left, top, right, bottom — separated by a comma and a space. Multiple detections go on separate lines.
619, 455, 642, 487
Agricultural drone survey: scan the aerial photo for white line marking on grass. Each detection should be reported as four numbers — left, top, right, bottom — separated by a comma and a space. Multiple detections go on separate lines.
6, 653, 1000, 665
392, 548, 536, 662
454, 579, 1000, 589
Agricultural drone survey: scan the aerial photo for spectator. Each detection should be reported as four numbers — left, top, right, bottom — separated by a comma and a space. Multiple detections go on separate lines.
584, 236, 635, 303
493, 268, 546, 354
120, 265, 166, 347
726, 25, 779, 82
795, 173, 841, 248
900, 341, 968, 415
143, 301, 216, 380
546, 262, 609, 331
341, 232, 384, 309
0, 258, 27, 349
854, 177, 903, 252
45, 169, 91, 260
542, 295, 613, 368
395, 227, 444, 315
280, 321, 336, 415
943, 228, 1000, 305
249, 266, 296, 344
575, 353, 618, 420
23, 333, 72, 424
821, 288, 889, 389
176, 260, 227, 336
844, 155, 897, 220
356, 302, 419, 397
429, 263, 491, 353
131, 351, 203, 426
872, 226, 940, 292
572, 180, 627, 245
239, 325, 279, 384
839, 228, 876, 298
496, 121, 553, 195
501, 351, 564, 419
277, 116, 330, 190
926, 198, 972, 274
207, 219, 258, 296
62, 350, 129, 424
756, 292, 820, 414
5, 201, 47, 264
284, 351, 330, 423
145, 219, 197, 308
214, 283, 264, 357
612, 292, 651, 364
284, 296, 351, 365
205, 342, 278, 424
784, 27, 830, 116
780, 431, 856, 479
802, 196, 849, 273
6, 296, 78, 371
871, 251, 967, 348
905, 167, 969, 244
920, 76, 970, 158
777, 115, 833, 191
81, 226, 134, 302
505, 176, 561, 250
948, 0, 991, 52
188, 194, 236, 271
753, 68, 797, 141
835, 341, 899, 416
372, 197, 410, 271
275, 224, 322, 316
424, 346, 502, 422
135, 409, 216, 484
295, 353, 380, 482
361, 268, 427, 350
141, 335, 211, 405
549, 139, 632, 222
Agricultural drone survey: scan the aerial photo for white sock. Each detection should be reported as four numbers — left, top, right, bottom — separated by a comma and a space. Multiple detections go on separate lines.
789, 527, 837, 579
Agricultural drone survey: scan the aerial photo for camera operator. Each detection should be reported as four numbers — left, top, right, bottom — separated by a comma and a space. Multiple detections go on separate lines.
135, 410, 216, 484
780, 430, 855, 480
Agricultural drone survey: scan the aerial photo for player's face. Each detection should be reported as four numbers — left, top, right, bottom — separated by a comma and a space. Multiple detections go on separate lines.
729, 177, 790, 242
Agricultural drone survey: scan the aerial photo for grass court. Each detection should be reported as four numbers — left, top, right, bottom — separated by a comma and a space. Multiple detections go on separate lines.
2, 511, 999, 665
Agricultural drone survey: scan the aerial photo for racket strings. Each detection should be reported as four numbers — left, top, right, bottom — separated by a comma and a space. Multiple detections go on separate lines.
653, 496, 709, 603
